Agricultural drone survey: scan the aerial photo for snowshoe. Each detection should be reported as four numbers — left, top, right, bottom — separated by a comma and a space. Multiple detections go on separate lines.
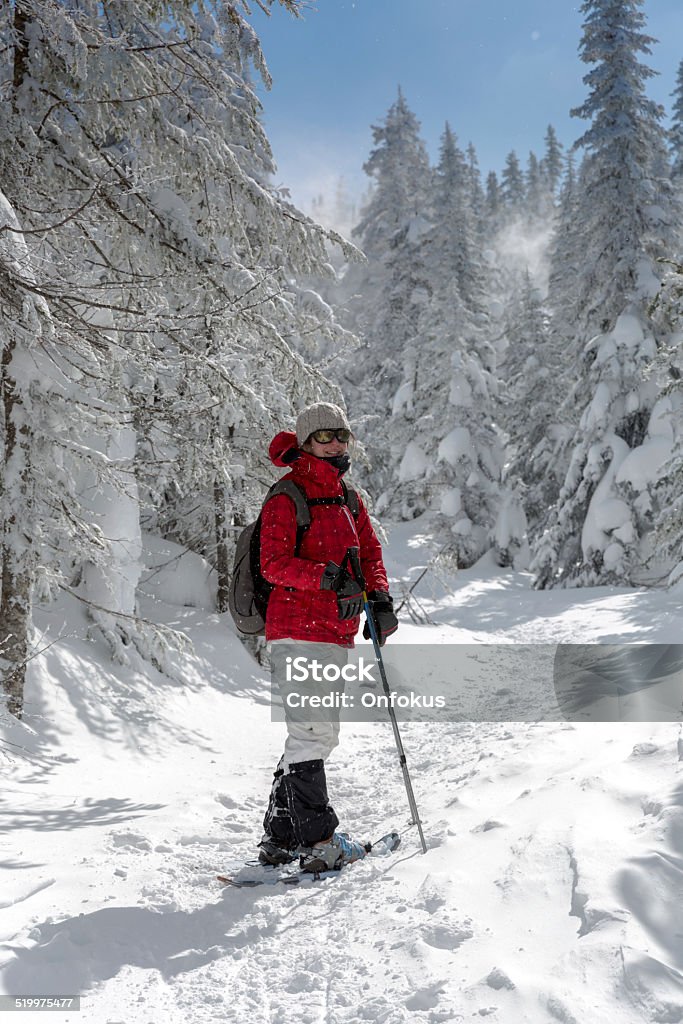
299, 831, 369, 873
257, 834, 298, 866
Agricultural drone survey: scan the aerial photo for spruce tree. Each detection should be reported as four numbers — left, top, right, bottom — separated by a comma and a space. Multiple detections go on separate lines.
354, 88, 431, 263
533, 0, 679, 588
501, 151, 525, 211
381, 125, 504, 562
0, 0, 354, 711
383, 278, 504, 566
424, 124, 485, 311
466, 142, 486, 236
485, 171, 503, 229
346, 88, 431, 490
547, 152, 582, 341
501, 272, 563, 538
541, 125, 564, 196
569, 0, 676, 334
647, 259, 683, 583
525, 152, 544, 218
671, 59, 683, 182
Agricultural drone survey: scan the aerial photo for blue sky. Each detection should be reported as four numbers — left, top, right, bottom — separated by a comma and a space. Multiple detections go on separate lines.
250, 0, 683, 211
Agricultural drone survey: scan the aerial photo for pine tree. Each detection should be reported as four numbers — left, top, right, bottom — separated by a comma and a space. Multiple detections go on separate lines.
533, 0, 679, 589
541, 125, 564, 196
485, 171, 503, 228
466, 142, 486, 236
424, 124, 485, 311
647, 259, 683, 582
569, 0, 677, 334
0, 190, 47, 716
501, 271, 563, 537
525, 151, 544, 218
0, 0, 354, 712
501, 151, 525, 211
354, 88, 430, 262
383, 278, 505, 566
670, 59, 683, 182
381, 125, 504, 561
547, 152, 583, 341
346, 88, 431, 490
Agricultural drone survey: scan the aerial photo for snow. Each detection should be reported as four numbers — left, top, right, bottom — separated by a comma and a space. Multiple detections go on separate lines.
3, 521, 683, 1023
398, 441, 429, 482
648, 396, 675, 441
391, 381, 413, 417
615, 436, 673, 492
437, 427, 471, 467
439, 487, 462, 517
612, 309, 646, 349
448, 374, 473, 407
138, 535, 217, 611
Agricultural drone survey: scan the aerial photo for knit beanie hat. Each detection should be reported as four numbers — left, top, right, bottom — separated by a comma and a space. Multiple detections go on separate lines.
295, 402, 352, 446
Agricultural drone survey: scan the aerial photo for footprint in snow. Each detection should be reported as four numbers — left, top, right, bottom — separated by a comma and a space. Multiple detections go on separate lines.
405, 980, 447, 1011
216, 793, 240, 808
421, 921, 473, 951
486, 967, 515, 990
414, 873, 451, 910
472, 819, 506, 833
630, 742, 659, 757
109, 830, 152, 851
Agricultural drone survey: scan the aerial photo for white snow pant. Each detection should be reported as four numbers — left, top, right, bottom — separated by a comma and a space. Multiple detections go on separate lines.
263, 639, 349, 848
270, 639, 349, 768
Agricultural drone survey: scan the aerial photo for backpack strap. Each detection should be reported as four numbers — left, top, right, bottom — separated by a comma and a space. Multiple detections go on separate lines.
263, 478, 360, 557
307, 496, 345, 507
265, 478, 311, 527
341, 480, 360, 519
263, 478, 311, 556
301, 484, 359, 518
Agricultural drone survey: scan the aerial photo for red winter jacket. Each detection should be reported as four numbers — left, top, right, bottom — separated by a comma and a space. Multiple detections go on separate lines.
260, 431, 389, 647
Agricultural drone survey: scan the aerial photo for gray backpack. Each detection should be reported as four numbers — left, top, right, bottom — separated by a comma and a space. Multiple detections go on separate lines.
228, 478, 359, 636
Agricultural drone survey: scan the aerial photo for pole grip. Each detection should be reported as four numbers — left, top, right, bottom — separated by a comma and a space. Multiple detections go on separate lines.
347, 546, 366, 590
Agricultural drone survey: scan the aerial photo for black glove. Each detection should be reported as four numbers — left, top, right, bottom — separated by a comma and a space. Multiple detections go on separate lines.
321, 562, 364, 620
362, 591, 398, 647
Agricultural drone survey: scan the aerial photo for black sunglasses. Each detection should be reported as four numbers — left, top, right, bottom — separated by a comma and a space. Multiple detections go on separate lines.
309, 428, 352, 444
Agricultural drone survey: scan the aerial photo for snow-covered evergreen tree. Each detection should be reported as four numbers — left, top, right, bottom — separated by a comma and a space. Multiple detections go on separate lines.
353, 89, 431, 265
533, 0, 679, 589
501, 272, 564, 538
383, 278, 505, 566
345, 88, 431, 489
466, 142, 486, 237
501, 151, 526, 212
0, 0, 355, 711
671, 60, 683, 184
532, 308, 668, 587
541, 125, 564, 196
422, 124, 486, 312
568, 0, 677, 335
525, 152, 544, 219
0, 190, 52, 717
646, 259, 683, 582
378, 124, 505, 563
485, 171, 503, 230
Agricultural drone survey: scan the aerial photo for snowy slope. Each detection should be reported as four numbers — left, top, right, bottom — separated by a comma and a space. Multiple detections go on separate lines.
2, 525, 683, 1024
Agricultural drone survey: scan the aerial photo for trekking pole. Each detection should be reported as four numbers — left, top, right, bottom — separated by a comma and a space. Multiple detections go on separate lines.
347, 547, 428, 855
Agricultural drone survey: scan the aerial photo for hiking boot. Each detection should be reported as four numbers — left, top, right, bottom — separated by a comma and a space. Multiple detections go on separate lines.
257, 835, 297, 866
299, 832, 370, 873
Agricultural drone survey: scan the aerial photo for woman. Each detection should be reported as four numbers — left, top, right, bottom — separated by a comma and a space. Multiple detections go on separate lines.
258, 401, 398, 872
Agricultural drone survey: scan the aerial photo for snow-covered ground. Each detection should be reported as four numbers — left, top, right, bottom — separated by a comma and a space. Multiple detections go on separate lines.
2, 521, 683, 1024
